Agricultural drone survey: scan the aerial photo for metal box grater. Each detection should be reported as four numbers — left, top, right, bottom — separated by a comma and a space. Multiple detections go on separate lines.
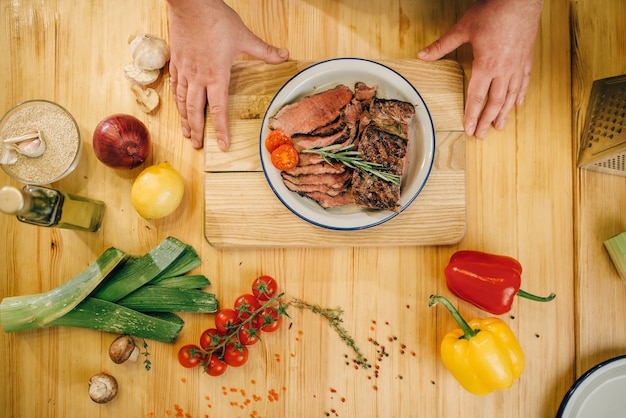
577, 74, 626, 176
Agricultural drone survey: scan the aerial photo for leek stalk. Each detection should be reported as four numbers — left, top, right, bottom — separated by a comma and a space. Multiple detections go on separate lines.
605, 231, 626, 284
0, 237, 216, 342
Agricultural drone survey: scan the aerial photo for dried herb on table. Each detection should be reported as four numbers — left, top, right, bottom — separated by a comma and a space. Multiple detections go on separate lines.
288, 298, 371, 369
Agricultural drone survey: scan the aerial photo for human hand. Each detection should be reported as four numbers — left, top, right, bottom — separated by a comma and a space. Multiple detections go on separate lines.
167, 0, 289, 150
418, 0, 543, 138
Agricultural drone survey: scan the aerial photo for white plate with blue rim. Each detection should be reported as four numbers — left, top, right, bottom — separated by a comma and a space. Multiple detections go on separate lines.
557, 355, 626, 418
259, 58, 435, 230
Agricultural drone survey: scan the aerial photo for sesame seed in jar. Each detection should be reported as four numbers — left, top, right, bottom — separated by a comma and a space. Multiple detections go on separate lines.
1, 101, 81, 184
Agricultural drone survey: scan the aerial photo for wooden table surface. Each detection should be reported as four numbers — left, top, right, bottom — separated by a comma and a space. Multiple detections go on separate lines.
0, 1, 624, 417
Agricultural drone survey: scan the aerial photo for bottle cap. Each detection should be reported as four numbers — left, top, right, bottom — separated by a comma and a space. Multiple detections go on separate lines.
0, 186, 25, 214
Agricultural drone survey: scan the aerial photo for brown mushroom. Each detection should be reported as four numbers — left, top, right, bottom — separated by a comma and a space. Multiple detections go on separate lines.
109, 335, 139, 364
88, 373, 118, 403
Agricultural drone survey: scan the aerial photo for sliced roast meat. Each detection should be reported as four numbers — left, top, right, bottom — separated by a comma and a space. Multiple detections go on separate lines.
281, 170, 352, 189
369, 98, 416, 139
270, 82, 415, 212
301, 191, 355, 209
296, 152, 325, 166
351, 125, 408, 212
309, 116, 346, 137
354, 82, 378, 101
292, 125, 350, 151
268, 84, 354, 136
283, 160, 345, 177
283, 178, 349, 197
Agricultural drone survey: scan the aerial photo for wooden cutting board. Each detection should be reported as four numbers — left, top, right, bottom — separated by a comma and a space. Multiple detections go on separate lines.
204, 59, 466, 248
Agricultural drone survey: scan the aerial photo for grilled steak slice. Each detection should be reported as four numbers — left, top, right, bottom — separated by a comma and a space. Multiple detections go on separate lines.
284, 160, 345, 177
351, 125, 408, 212
369, 98, 415, 139
268, 85, 354, 136
281, 170, 352, 190
283, 178, 348, 197
302, 191, 355, 208
309, 116, 346, 137
354, 82, 378, 101
292, 125, 350, 151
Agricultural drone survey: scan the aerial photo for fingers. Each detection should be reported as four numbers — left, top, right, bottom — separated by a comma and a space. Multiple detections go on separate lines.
170, 63, 231, 151
465, 73, 522, 139
169, 66, 191, 139
206, 79, 231, 151
418, 27, 466, 61
243, 32, 289, 64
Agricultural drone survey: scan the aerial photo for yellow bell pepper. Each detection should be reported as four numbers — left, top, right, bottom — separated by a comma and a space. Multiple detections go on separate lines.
429, 295, 524, 395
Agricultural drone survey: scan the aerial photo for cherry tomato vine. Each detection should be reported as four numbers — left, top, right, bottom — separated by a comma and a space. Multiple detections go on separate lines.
177, 274, 371, 376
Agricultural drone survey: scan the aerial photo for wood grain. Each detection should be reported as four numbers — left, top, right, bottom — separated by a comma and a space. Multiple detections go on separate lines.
204, 59, 466, 247
571, 0, 626, 378
0, 0, 582, 417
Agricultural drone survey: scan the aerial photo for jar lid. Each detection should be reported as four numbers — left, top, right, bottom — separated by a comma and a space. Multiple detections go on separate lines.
0, 186, 25, 214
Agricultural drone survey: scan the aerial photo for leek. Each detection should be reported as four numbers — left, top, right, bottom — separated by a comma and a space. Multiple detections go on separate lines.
92, 236, 200, 302
605, 231, 626, 284
47, 297, 184, 343
0, 237, 216, 343
150, 275, 211, 289
0, 247, 127, 333
117, 286, 218, 312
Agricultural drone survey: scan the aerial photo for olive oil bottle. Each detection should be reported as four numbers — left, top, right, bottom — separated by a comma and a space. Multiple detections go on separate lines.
0, 184, 105, 232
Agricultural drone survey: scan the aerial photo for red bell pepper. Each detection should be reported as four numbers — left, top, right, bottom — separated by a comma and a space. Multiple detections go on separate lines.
444, 250, 555, 315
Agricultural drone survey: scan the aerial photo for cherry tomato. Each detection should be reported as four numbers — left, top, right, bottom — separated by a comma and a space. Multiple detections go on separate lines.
204, 352, 228, 376
177, 344, 204, 368
271, 143, 299, 170
252, 275, 279, 302
215, 308, 241, 334
238, 322, 261, 346
223, 343, 249, 367
199, 328, 223, 351
265, 129, 292, 153
234, 293, 261, 320
256, 307, 282, 333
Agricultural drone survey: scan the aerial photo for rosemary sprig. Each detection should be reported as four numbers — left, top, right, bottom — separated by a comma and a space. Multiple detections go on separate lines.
301, 143, 400, 185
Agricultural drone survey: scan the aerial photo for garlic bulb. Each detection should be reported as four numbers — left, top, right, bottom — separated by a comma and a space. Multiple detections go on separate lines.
129, 34, 171, 71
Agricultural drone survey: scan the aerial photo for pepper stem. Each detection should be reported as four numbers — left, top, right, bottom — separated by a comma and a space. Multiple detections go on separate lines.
516, 289, 556, 302
429, 295, 478, 340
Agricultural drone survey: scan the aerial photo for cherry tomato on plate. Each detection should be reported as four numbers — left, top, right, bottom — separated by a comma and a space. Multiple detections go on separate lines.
256, 307, 283, 333
215, 308, 241, 334
265, 129, 292, 153
252, 275, 279, 302
204, 352, 228, 376
223, 343, 249, 367
238, 322, 262, 346
271, 143, 299, 170
234, 293, 261, 320
178, 344, 204, 368
199, 328, 223, 351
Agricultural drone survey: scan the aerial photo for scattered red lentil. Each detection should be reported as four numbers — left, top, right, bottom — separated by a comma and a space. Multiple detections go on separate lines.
181, 377, 187, 383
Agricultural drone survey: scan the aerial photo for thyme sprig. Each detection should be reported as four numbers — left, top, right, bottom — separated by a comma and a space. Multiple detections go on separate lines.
141, 338, 151, 371
288, 298, 371, 369
302, 143, 400, 185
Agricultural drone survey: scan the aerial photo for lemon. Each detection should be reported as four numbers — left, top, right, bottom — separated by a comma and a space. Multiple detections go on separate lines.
131, 162, 184, 219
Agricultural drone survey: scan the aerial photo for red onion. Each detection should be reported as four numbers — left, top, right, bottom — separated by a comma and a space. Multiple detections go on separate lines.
92, 114, 151, 169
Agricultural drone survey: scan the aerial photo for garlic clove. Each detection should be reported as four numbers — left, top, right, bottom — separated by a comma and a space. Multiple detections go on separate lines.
3, 130, 46, 158
123, 63, 160, 86
129, 33, 171, 71
0, 147, 18, 165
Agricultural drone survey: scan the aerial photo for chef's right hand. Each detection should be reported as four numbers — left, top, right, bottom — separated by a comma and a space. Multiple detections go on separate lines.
167, 0, 289, 151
